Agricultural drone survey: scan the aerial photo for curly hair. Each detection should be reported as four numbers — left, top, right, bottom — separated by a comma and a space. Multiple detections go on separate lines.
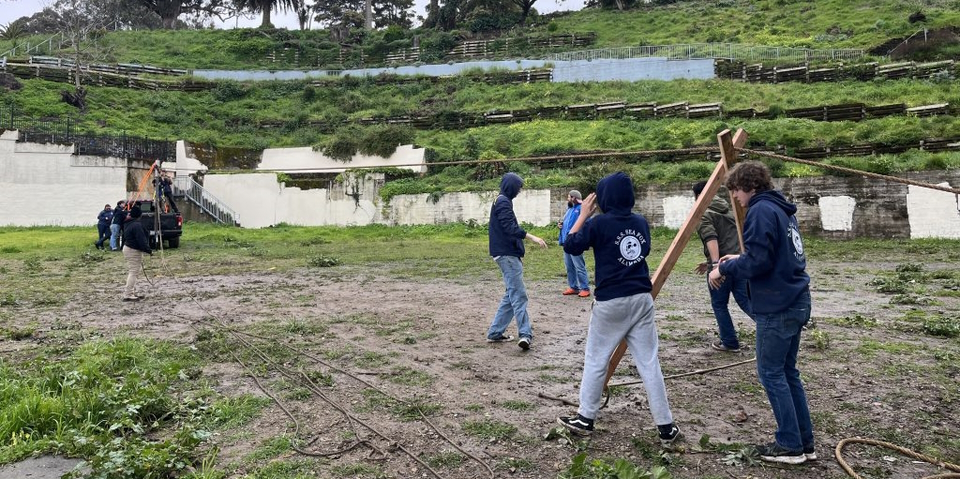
725, 161, 773, 193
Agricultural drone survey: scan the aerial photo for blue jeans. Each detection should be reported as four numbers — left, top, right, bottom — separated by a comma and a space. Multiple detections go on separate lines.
755, 288, 813, 452
563, 252, 589, 291
707, 275, 752, 348
109, 224, 121, 250
488, 256, 533, 341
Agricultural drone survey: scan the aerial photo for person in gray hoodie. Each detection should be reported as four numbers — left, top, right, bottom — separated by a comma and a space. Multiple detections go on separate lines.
486, 172, 547, 350
692, 180, 753, 352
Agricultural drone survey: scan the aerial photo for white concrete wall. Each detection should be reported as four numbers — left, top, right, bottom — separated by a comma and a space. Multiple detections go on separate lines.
907, 183, 960, 239
0, 131, 127, 226
203, 171, 553, 228
819, 195, 857, 231
258, 144, 426, 174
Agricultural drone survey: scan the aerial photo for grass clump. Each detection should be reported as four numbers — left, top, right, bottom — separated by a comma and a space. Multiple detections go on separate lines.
0, 337, 216, 477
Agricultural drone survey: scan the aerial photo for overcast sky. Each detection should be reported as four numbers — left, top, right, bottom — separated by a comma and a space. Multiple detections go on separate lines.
1, 0, 584, 31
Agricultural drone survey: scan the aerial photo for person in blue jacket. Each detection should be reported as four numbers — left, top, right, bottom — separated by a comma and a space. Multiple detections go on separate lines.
486, 172, 547, 351
557, 172, 681, 447
94, 204, 113, 250
121, 204, 152, 301
709, 161, 814, 465
558, 190, 590, 297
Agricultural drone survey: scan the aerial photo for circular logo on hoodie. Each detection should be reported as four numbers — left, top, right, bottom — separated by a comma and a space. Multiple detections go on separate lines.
619, 235, 643, 262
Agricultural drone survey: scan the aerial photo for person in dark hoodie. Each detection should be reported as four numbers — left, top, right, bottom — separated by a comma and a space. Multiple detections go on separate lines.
121, 204, 152, 301
708, 161, 814, 465
109, 200, 127, 251
557, 172, 681, 447
692, 180, 753, 352
486, 172, 548, 350
94, 204, 113, 250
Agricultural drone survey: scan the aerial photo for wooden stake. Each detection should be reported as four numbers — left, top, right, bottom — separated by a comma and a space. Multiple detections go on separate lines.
600, 129, 748, 395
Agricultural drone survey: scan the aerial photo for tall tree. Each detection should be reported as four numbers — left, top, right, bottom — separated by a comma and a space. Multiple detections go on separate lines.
313, 0, 412, 29
509, 0, 535, 25
233, 0, 302, 28
135, 0, 227, 29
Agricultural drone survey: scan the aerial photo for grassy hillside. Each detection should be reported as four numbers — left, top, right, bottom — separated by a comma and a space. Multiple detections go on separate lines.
551, 0, 960, 50
4, 0, 960, 71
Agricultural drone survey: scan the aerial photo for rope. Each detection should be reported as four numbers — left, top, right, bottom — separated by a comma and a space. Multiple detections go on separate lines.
738, 148, 960, 195
139, 249, 494, 478
836, 437, 960, 479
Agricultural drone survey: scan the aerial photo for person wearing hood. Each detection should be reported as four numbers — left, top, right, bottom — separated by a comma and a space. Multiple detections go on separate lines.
709, 161, 814, 465
94, 203, 113, 250
121, 204, 152, 301
692, 180, 753, 352
557, 172, 682, 448
558, 189, 591, 298
109, 200, 127, 251
486, 172, 548, 351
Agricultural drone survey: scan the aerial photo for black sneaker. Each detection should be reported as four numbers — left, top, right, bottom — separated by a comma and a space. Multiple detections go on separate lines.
755, 442, 806, 465
803, 445, 817, 461
710, 340, 741, 353
657, 423, 683, 447
557, 415, 594, 436
518, 337, 531, 350
486, 334, 514, 343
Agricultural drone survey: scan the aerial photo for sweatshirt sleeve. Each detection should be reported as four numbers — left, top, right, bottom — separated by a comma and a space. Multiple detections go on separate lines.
719, 204, 776, 279
563, 219, 592, 256
494, 198, 527, 239
697, 211, 718, 242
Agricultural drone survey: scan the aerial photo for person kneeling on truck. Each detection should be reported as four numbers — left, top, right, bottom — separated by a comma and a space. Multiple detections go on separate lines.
121, 204, 152, 301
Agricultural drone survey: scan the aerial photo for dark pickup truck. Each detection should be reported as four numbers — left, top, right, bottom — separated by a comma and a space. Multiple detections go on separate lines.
136, 199, 183, 249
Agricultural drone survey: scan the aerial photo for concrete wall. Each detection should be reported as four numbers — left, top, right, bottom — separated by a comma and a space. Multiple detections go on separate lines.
258, 144, 426, 174
2, 135, 959, 238
0, 131, 127, 226
193, 57, 715, 83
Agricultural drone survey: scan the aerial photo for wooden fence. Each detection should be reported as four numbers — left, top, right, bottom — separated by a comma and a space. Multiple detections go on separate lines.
1, 61, 216, 92
716, 59, 958, 83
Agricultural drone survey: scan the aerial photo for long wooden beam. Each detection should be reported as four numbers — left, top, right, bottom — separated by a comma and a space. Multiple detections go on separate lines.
601, 129, 748, 393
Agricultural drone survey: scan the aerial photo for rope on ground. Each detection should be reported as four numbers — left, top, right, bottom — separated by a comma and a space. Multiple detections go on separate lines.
737, 148, 960, 195
540, 357, 756, 409
836, 437, 960, 479
143, 249, 495, 479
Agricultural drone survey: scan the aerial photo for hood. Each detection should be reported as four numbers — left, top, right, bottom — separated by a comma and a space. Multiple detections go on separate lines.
708, 196, 730, 214
499, 173, 524, 199
750, 190, 797, 215
596, 172, 635, 215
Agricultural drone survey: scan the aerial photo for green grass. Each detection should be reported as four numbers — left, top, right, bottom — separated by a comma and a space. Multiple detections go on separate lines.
550, 0, 960, 50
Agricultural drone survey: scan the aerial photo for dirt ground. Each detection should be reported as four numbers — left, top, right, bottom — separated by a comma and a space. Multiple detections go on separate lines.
3, 255, 960, 479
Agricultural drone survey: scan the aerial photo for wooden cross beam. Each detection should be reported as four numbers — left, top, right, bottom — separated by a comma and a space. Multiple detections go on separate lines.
601, 129, 748, 393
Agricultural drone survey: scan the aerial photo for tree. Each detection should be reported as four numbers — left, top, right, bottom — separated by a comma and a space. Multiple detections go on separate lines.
509, 0, 535, 24
134, 0, 227, 29
313, 0, 412, 29
233, 0, 302, 28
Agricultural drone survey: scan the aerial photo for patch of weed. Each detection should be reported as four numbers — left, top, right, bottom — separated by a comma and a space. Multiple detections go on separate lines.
923, 315, 960, 338
246, 435, 293, 462
890, 294, 938, 305
501, 400, 535, 412
809, 329, 831, 350
561, 453, 670, 479
867, 277, 910, 294
425, 451, 465, 469
837, 313, 879, 328
462, 420, 517, 440
388, 366, 434, 387
354, 351, 391, 368
307, 255, 341, 267
500, 456, 534, 472
464, 404, 484, 413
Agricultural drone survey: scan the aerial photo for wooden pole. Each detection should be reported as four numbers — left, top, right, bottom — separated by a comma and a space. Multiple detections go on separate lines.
601, 129, 748, 393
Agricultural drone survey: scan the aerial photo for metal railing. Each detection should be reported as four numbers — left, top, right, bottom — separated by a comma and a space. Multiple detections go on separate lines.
173, 176, 240, 226
0, 32, 65, 59
553, 43, 866, 64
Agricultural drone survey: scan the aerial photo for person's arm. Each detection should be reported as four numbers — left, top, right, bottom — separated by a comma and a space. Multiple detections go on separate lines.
526, 232, 547, 248
563, 193, 596, 256
568, 193, 596, 235
696, 239, 721, 275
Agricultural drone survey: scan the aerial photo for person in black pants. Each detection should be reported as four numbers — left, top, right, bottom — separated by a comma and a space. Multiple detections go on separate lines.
94, 204, 113, 250
154, 173, 179, 214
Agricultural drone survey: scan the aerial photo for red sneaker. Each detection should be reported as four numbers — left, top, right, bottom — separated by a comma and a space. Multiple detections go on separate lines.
562, 288, 578, 295
578, 290, 591, 298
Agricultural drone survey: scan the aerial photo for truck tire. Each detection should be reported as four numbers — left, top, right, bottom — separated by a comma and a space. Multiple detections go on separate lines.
167, 236, 180, 249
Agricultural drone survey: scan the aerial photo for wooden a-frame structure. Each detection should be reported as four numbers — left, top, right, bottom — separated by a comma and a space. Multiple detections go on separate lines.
601, 128, 748, 392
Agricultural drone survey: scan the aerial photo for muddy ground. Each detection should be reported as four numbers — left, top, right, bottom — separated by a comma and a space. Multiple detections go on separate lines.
3, 255, 959, 479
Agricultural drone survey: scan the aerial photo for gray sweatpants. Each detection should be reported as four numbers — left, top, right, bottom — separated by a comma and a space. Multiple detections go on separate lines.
577, 292, 674, 426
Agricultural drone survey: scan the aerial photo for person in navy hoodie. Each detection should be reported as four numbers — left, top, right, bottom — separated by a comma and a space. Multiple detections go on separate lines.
557, 172, 681, 447
558, 190, 591, 298
121, 204, 152, 301
486, 172, 547, 351
94, 204, 113, 250
708, 161, 814, 465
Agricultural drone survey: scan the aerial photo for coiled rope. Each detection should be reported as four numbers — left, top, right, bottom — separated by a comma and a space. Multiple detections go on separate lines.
835, 437, 960, 479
